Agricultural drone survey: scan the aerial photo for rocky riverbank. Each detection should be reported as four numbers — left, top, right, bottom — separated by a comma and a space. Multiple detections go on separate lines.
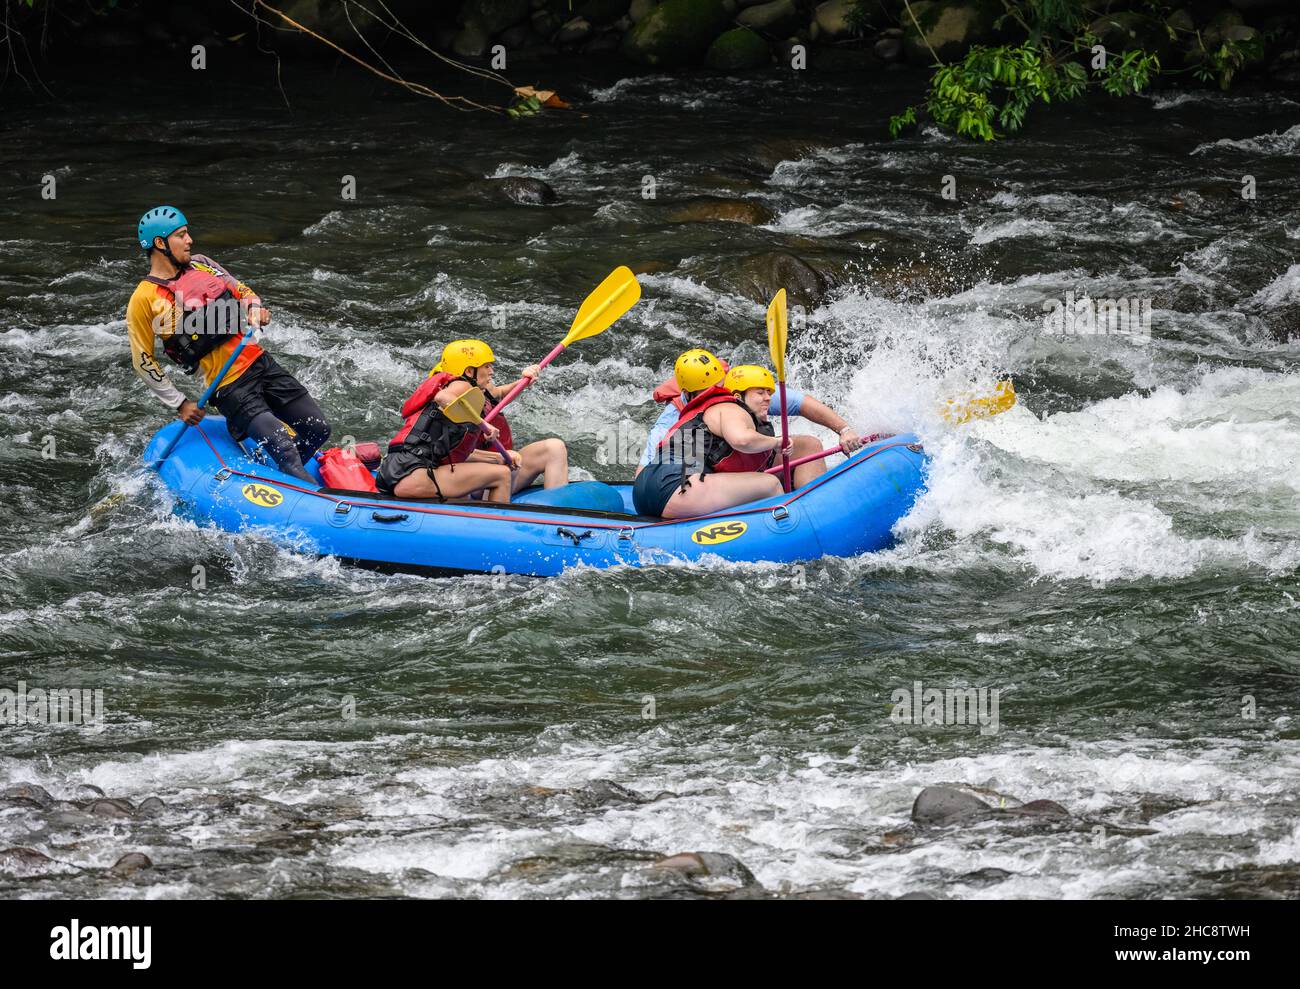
21, 0, 1300, 88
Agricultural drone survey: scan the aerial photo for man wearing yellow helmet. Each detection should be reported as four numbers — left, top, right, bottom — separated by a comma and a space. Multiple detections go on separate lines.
632, 349, 789, 518
376, 339, 568, 501
639, 358, 866, 487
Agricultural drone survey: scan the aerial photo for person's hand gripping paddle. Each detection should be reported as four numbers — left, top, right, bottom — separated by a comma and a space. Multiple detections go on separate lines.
443, 388, 515, 469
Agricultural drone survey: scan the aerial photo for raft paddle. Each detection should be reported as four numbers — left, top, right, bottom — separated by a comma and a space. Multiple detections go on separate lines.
442, 388, 515, 469
483, 265, 640, 423
151, 322, 259, 469
762, 379, 1019, 475
941, 379, 1017, 425
767, 289, 793, 493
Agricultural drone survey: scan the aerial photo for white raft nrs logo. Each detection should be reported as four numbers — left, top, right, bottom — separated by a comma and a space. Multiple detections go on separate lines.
49, 919, 151, 970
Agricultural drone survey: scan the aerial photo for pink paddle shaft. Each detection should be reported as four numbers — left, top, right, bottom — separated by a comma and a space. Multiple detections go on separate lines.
483, 342, 566, 424
778, 381, 793, 492
763, 433, 888, 477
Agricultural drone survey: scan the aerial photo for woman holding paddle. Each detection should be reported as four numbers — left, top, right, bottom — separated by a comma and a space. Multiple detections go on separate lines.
376, 339, 567, 502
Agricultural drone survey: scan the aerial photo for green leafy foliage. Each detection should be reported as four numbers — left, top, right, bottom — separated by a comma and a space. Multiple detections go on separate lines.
505, 93, 543, 120
1192, 35, 1264, 91
890, 1, 1164, 142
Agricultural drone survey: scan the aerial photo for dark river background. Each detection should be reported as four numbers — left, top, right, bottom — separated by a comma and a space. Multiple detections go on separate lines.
1, 58, 1298, 898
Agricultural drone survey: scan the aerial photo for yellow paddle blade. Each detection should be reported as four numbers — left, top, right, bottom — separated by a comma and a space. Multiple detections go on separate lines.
766, 289, 788, 382
441, 388, 486, 425
564, 266, 641, 347
941, 379, 1017, 425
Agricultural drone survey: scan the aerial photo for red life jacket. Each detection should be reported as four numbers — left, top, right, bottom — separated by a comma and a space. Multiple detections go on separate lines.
659, 385, 774, 474
387, 372, 513, 467
144, 256, 245, 374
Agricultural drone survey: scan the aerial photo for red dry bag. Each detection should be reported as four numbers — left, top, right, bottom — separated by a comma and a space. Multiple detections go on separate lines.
318, 447, 378, 492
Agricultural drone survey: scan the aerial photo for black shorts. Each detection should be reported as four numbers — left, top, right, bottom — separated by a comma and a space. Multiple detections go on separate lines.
375, 449, 434, 496
633, 460, 688, 517
211, 353, 311, 443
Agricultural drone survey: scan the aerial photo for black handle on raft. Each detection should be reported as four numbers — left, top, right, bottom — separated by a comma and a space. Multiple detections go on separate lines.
556, 527, 593, 546
372, 512, 410, 524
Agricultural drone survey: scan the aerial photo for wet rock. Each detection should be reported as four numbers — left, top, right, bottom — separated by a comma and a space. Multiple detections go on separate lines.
814, 0, 856, 40
110, 852, 153, 877
72, 783, 106, 799
706, 27, 771, 71
737, 0, 800, 37
0, 847, 59, 876
961, 866, 1014, 885
452, 22, 492, 57
1262, 302, 1300, 342
463, 0, 531, 35
136, 796, 167, 817
875, 36, 902, 61
629, 0, 658, 23
631, 260, 671, 275
87, 798, 136, 819
1088, 10, 1169, 57
669, 197, 773, 225
912, 786, 997, 826
903, 0, 998, 64
622, 0, 731, 66
1013, 799, 1070, 819
735, 136, 831, 174
2, 783, 54, 808
726, 250, 834, 309
499, 22, 536, 47
461, 177, 558, 206
897, 890, 939, 899
555, 17, 592, 45
652, 851, 759, 886
570, 779, 654, 807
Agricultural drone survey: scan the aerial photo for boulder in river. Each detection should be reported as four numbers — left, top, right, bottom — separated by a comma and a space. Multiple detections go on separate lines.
111, 852, 153, 877
622, 0, 731, 66
669, 196, 774, 225
911, 785, 998, 826
2, 783, 54, 808
461, 0, 531, 35
87, 797, 136, 819
460, 176, 559, 205
705, 27, 771, 71
652, 851, 759, 887
902, 0, 998, 64
726, 250, 836, 308
814, 0, 857, 40
737, 0, 801, 37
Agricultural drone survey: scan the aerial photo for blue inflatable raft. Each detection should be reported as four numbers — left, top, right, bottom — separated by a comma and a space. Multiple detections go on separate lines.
142, 417, 930, 577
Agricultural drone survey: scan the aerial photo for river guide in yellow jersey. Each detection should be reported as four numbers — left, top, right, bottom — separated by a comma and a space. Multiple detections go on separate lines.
125, 206, 331, 482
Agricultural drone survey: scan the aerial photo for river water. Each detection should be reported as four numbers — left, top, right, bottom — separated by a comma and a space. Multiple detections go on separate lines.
1, 60, 1298, 898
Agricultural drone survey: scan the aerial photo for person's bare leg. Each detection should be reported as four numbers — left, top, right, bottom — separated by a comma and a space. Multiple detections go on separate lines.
394, 463, 512, 503
790, 434, 827, 488
512, 438, 569, 493
662, 472, 782, 519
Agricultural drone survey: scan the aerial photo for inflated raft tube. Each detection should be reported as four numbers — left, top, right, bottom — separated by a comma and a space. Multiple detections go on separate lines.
142, 417, 930, 578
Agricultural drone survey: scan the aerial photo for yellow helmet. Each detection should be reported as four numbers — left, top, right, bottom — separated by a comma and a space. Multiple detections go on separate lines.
433, 339, 495, 377
674, 349, 725, 393
724, 365, 776, 394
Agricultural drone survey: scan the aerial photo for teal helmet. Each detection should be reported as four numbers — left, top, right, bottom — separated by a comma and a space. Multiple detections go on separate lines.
137, 206, 188, 252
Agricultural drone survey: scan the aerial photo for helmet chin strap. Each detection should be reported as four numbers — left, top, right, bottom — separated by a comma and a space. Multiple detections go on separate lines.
154, 236, 187, 274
